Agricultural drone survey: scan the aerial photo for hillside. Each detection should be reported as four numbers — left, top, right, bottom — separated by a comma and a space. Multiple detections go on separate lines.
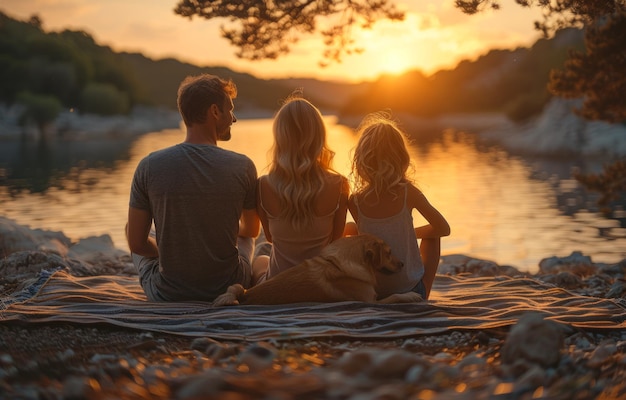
118, 53, 345, 115
339, 28, 585, 122
1, 11, 584, 124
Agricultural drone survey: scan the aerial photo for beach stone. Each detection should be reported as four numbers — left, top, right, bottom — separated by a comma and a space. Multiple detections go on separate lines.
0, 250, 68, 281
333, 348, 425, 380
587, 341, 618, 368
191, 337, 237, 360
501, 313, 564, 373
540, 270, 583, 289
465, 258, 500, 276
63, 376, 94, 399
67, 235, 130, 269
176, 370, 224, 399
367, 349, 422, 379
457, 353, 487, 372
599, 260, 626, 276
605, 280, 626, 299
239, 342, 276, 372
0, 217, 71, 258
539, 251, 597, 276
515, 364, 546, 389
438, 254, 523, 277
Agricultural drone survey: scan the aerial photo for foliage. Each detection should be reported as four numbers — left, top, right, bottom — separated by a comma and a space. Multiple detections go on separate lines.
16, 91, 63, 132
80, 83, 130, 116
173, 0, 404, 65
0, 12, 142, 116
573, 161, 626, 214
549, 11, 626, 124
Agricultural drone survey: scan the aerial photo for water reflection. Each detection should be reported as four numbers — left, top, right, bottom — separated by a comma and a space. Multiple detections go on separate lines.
1, 119, 625, 273
0, 135, 135, 195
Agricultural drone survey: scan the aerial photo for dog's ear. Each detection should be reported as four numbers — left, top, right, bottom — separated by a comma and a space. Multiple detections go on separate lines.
365, 240, 384, 267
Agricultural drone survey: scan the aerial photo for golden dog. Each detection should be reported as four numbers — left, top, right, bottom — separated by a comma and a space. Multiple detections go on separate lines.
213, 234, 423, 306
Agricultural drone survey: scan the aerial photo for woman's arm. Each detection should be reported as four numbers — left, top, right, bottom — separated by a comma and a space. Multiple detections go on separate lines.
331, 176, 350, 241
256, 176, 273, 243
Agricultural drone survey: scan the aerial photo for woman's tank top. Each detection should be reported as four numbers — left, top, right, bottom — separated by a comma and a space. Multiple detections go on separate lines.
261, 184, 341, 279
355, 184, 424, 298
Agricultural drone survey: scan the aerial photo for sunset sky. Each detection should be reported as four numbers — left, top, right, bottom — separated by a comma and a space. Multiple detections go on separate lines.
1, 0, 545, 82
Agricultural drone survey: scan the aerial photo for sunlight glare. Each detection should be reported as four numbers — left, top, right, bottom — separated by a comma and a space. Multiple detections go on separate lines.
377, 47, 416, 76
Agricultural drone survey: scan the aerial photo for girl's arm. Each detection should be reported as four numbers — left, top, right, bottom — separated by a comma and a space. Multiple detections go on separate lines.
407, 184, 450, 239
331, 176, 350, 241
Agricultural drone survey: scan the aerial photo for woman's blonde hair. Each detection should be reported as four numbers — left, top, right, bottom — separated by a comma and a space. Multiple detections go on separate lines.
268, 93, 335, 231
351, 111, 413, 201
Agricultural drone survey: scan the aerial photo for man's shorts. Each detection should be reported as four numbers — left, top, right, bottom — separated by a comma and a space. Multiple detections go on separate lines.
132, 235, 254, 302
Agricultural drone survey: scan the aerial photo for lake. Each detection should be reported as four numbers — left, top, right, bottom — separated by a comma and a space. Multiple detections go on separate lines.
1, 116, 625, 273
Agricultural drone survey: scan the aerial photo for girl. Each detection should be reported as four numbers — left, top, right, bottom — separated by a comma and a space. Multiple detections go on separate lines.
252, 94, 349, 283
346, 112, 450, 300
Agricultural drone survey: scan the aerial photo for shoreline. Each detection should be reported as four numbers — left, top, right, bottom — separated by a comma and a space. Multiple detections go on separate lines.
0, 105, 278, 142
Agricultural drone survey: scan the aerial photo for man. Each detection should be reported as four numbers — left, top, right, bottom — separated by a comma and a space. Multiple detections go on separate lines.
127, 74, 260, 302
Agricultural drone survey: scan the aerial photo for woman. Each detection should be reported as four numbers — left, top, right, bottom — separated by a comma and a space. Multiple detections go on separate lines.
252, 94, 349, 284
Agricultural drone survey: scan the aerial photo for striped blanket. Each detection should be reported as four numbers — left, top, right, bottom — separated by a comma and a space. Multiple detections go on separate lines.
1, 269, 624, 341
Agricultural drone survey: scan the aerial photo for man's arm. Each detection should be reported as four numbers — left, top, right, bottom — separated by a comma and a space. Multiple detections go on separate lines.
127, 207, 159, 258
239, 207, 260, 238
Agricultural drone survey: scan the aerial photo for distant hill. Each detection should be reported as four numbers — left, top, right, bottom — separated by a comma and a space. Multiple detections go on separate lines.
118, 53, 370, 116
1, 11, 584, 123
339, 28, 585, 122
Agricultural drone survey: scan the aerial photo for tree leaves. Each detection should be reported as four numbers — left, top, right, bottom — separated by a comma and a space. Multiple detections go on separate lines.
173, 0, 404, 65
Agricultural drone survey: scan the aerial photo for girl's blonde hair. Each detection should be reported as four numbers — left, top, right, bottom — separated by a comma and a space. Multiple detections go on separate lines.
268, 93, 335, 231
351, 112, 413, 201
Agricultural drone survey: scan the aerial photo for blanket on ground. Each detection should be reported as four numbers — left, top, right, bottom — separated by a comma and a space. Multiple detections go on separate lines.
1, 270, 625, 341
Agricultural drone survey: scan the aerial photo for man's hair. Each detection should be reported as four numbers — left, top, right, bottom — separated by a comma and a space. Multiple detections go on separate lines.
177, 74, 237, 126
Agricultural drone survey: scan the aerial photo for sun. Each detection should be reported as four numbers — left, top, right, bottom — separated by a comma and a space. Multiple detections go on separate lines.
377, 48, 416, 76
346, 14, 426, 78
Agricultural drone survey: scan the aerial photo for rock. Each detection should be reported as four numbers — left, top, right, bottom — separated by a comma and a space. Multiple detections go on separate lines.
539, 270, 583, 289
62, 376, 95, 400
175, 370, 224, 399
190, 337, 237, 361
587, 341, 618, 368
539, 251, 597, 277
478, 98, 626, 158
332, 348, 425, 382
67, 235, 129, 266
238, 342, 277, 372
501, 313, 564, 374
0, 217, 71, 258
0, 251, 69, 281
605, 280, 626, 299
438, 254, 524, 277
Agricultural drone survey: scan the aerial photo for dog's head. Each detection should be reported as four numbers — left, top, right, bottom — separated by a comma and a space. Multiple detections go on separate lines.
361, 235, 404, 275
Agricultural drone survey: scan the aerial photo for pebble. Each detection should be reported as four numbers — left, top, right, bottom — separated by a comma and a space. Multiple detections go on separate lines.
501, 312, 564, 371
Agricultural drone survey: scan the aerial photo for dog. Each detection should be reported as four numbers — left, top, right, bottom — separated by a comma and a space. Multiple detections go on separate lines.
213, 234, 423, 306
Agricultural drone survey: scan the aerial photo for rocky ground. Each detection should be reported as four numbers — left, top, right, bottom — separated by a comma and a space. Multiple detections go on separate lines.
1, 217, 626, 399
1, 317, 625, 399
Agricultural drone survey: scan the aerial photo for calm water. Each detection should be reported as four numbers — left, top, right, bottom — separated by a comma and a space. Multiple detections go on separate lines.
1, 116, 625, 273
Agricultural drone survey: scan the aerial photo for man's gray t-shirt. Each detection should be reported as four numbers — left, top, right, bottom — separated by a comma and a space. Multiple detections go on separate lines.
130, 142, 257, 301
